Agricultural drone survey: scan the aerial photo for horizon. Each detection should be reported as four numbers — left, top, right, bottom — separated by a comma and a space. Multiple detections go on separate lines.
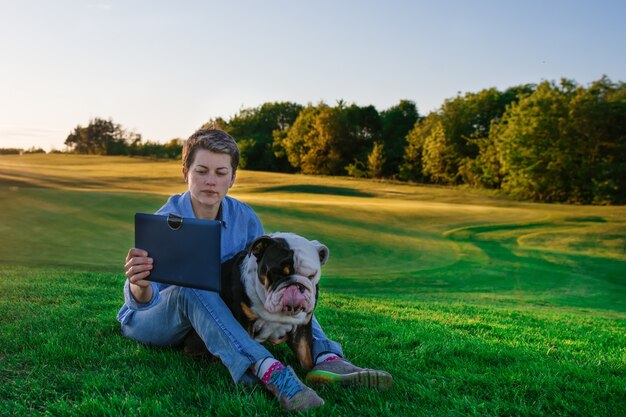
1, 0, 625, 152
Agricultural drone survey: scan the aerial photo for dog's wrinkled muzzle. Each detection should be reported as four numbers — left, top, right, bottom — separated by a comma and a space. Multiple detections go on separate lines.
280, 284, 308, 315
265, 277, 314, 315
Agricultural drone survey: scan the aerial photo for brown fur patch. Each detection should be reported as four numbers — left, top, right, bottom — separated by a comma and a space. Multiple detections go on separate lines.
259, 273, 270, 289
294, 337, 313, 370
241, 302, 258, 321
270, 336, 288, 345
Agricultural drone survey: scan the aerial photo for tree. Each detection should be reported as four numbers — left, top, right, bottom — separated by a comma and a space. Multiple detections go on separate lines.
276, 104, 325, 171
24, 147, 46, 154
496, 80, 574, 201
279, 102, 381, 176
205, 102, 303, 172
380, 100, 419, 177
566, 76, 626, 203
399, 114, 438, 182
399, 86, 533, 185
344, 103, 382, 172
493, 77, 626, 203
65, 118, 136, 155
299, 105, 347, 175
421, 119, 457, 184
367, 142, 385, 178
432, 87, 534, 185
461, 85, 535, 187
0, 148, 23, 155
201, 117, 229, 130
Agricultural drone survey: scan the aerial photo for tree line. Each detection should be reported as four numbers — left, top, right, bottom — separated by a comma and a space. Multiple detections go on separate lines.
208, 76, 625, 204
63, 118, 184, 159
401, 77, 626, 204
53, 76, 626, 204
0, 147, 47, 155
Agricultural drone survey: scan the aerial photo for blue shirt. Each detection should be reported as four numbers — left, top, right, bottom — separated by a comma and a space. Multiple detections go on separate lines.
116, 191, 264, 324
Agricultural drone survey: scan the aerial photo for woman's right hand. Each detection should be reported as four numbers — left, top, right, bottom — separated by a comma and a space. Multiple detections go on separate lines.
125, 248, 154, 303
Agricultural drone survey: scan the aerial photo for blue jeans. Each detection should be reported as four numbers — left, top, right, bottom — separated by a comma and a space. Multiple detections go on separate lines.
119, 281, 343, 383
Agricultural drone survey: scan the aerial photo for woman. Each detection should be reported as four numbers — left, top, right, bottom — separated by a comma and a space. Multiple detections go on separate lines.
117, 129, 392, 413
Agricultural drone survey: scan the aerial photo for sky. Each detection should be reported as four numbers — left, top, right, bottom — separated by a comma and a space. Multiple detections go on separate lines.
1, 0, 625, 151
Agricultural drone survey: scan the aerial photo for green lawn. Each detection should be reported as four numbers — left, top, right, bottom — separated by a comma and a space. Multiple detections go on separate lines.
1, 154, 625, 416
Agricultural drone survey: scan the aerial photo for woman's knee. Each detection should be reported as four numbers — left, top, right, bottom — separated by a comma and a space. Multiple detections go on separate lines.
122, 319, 190, 347
120, 286, 190, 347
121, 321, 168, 346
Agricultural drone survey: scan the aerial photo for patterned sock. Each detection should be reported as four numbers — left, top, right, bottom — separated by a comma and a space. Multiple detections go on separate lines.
254, 357, 284, 384
315, 352, 341, 365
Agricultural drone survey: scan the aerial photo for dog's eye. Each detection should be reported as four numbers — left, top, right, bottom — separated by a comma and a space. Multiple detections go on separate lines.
308, 273, 316, 280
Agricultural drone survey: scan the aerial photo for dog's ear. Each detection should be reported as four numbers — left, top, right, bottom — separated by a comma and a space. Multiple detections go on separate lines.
309, 240, 329, 265
250, 235, 273, 260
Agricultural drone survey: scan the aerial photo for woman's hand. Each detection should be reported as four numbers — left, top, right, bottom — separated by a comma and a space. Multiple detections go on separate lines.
125, 248, 154, 304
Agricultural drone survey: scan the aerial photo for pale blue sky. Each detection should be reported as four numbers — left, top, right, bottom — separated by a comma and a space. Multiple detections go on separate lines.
1, 0, 624, 151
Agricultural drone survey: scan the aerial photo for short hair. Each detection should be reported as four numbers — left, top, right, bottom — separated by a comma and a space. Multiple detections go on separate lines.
182, 129, 240, 173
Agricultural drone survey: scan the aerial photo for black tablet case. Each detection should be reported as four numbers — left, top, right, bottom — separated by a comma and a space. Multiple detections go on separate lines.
134, 213, 221, 292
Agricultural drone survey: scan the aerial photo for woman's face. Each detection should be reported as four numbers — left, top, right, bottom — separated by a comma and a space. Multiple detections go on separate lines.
183, 149, 235, 217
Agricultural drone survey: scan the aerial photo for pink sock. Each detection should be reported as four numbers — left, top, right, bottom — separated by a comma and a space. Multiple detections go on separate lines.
261, 361, 283, 384
254, 357, 284, 384
316, 353, 340, 364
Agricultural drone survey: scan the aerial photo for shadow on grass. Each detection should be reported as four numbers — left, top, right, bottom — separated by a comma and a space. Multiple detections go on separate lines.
256, 184, 375, 197
0, 171, 173, 191
564, 216, 607, 223
0, 171, 105, 190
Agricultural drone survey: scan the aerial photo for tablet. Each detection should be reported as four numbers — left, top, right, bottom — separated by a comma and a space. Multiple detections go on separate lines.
134, 213, 221, 292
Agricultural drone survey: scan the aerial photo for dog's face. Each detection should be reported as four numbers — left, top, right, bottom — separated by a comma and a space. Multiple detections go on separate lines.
249, 233, 328, 319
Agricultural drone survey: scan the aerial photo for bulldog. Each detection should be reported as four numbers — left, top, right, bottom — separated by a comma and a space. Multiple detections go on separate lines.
183, 232, 329, 370
220, 232, 328, 370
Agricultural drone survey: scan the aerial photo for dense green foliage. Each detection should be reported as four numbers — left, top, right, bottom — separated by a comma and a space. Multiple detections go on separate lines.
495, 78, 626, 204
64, 117, 183, 159
0, 147, 46, 155
59, 76, 625, 203
203, 102, 303, 172
0, 155, 625, 416
399, 85, 534, 185
65, 118, 140, 155
276, 102, 389, 176
402, 77, 626, 204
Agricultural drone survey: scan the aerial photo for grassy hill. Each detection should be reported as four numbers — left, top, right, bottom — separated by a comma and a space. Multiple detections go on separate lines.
1, 154, 625, 416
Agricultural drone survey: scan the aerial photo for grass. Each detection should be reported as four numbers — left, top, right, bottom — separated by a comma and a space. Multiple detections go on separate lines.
1, 154, 625, 416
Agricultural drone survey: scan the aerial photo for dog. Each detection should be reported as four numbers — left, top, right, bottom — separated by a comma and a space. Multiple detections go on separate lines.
183, 232, 329, 370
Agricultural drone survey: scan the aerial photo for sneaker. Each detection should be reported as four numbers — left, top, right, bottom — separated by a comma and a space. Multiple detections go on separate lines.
265, 366, 325, 413
306, 358, 393, 391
